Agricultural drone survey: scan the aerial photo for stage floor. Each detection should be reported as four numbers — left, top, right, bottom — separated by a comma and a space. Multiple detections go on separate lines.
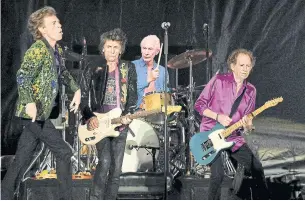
1, 116, 305, 199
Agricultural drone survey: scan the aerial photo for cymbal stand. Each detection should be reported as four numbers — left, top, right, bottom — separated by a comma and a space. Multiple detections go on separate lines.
186, 56, 195, 175
203, 24, 211, 81
61, 49, 69, 142
72, 111, 82, 173
72, 37, 88, 173
175, 69, 179, 89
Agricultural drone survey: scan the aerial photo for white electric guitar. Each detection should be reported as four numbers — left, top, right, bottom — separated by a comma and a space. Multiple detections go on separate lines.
78, 106, 182, 145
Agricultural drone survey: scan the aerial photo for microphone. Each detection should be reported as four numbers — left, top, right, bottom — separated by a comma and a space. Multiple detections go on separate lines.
161, 22, 171, 29
203, 23, 208, 33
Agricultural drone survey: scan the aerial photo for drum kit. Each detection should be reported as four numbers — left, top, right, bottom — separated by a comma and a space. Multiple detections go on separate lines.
23, 44, 213, 181
121, 48, 213, 177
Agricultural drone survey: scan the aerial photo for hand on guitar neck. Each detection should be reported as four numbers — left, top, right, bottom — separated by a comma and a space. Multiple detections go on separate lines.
190, 97, 283, 166
217, 114, 253, 131
78, 106, 182, 145
120, 115, 132, 125
240, 115, 254, 132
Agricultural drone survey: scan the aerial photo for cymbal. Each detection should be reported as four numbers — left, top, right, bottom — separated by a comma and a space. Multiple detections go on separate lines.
64, 50, 82, 62
173, 84, 206, 94
168, 49, 212, 69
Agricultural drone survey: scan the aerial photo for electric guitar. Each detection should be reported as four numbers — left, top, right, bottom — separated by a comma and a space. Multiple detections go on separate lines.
78, 106, 182, 145
190, 97, 283, 166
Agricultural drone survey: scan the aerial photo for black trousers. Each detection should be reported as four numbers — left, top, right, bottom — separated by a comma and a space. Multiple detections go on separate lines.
90, 128, 127, 200
208, 144, 269, 200
1, 119, 73, 200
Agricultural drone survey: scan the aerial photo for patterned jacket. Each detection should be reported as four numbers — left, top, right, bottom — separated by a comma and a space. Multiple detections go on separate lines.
15, 38, 79, 121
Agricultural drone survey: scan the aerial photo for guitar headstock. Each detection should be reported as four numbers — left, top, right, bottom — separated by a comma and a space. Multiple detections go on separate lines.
264, 97, 283, 108
162, 105, 182, 114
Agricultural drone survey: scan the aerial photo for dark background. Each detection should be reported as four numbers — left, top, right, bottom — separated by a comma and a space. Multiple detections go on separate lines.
2, 0, 305, 155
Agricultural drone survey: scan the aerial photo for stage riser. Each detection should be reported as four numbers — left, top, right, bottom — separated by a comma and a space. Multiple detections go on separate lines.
20, 173, 172, 200
18, 175, 304, 200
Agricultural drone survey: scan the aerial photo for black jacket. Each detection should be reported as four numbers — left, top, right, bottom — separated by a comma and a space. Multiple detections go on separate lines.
79, 57, 137, 121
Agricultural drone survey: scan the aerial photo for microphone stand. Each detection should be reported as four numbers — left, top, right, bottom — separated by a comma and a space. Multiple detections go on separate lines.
61, 47, 68, 142
186, 56, 195, 175
175, 67, 179, 89
74, 37, 87, 173
204, 23, 211, 81
162, 22, 170, 200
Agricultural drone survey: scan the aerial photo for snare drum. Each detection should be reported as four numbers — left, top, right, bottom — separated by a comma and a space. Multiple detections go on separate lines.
122, 119, 160, 172
143, 92, 174, 125
143, 92, 172, 111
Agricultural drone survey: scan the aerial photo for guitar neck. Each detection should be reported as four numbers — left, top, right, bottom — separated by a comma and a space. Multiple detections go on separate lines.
222, 104, 269, 138
111, 109, 161, 124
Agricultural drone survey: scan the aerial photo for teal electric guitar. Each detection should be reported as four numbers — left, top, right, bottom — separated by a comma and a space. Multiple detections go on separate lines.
190, 97, 283, 166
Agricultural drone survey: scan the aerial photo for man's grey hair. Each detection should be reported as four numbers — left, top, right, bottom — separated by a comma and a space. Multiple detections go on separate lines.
140, 35, 160, 51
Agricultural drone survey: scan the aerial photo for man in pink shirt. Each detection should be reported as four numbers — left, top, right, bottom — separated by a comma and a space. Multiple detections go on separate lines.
194, 49, 269, 199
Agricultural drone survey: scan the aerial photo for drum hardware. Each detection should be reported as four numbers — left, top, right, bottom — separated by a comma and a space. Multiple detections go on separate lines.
70, 38, 97, 176
65, 49, 82, 62
21, 143, 46, 182
128, 145, 160, 150
61, 47, 69, 143
194, 163, 211, 178
161, 21, 172, 199
171, 120, 187, 177
167, 49, 212, 69
72, 111, 82, 173
66, 41, 89, 174
203, 23, 212, 82
156, 118, 187, 177
123, 119, 160, 173
122, 117, 188, 179
168, 49, 212, 176
129, 145, 160, 172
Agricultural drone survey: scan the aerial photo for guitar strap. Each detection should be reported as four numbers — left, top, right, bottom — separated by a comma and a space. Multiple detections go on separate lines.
228, 87, 246, 119
224, 86, 247, 192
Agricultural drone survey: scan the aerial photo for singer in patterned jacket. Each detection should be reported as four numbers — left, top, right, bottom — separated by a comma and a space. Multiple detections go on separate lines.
2, 6, 80, 200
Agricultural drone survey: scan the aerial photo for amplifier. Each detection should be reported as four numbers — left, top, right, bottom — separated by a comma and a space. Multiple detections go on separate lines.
20, 178, 92, 200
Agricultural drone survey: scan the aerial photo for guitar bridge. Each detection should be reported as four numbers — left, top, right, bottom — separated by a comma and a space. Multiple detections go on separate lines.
201, 139, 213, 151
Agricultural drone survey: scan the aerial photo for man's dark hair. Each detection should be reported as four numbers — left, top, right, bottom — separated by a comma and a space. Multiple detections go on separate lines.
99, 28, 127, 55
